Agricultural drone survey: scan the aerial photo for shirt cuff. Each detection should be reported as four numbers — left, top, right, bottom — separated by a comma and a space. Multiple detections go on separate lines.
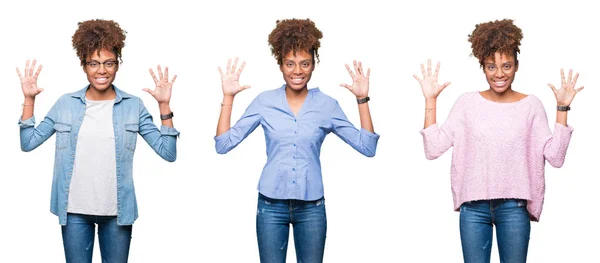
554, 122, 574, 133
360, 128, 380, 140
160, 125, 180, 137
18, 116, 36, 127
419, 123, 439, 135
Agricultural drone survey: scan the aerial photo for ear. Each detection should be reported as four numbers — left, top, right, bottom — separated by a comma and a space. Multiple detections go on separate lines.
279, 63, 284, 73
83, 65, 88, 74
514, 61, 519, 73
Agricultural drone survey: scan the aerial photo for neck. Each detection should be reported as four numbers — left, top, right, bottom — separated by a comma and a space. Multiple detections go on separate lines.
485, 87, 518, 103
285, 85, 308, 100
86, 85, 116, 101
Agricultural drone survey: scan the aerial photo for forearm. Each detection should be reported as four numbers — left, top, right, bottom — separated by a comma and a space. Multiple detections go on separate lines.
216, 95, 234, 136
158, 103, 173, 127
21, 97, 36, 120
556, 111, 567, 126
424, 98, 437, 129
357, 101, 374, 133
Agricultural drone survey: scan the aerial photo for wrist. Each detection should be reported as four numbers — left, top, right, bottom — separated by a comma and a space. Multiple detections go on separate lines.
222, 95, 235, 104
356, 96, 370, 104
158, 103, 171, 115
24, 97, 36, 104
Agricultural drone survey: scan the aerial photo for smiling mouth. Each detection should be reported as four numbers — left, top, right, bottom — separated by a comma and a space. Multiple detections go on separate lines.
95, 77, 109, 84
494, 80, 507, 87
291, 76, 305, 84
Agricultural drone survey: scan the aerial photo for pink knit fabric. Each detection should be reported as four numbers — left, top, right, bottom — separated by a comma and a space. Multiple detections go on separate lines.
421, 92, 573, 221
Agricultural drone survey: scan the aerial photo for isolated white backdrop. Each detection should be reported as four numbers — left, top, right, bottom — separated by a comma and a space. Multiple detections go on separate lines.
1, 0, 597, 262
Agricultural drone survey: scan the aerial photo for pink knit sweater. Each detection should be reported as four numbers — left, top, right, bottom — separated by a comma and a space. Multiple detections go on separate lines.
421, 92, 573, 221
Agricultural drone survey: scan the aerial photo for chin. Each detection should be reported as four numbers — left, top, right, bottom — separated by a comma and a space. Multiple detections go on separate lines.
286, 83, 307, 90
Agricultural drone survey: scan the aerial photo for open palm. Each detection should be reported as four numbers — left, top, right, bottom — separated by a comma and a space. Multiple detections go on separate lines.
218, 57, 250, 96
548, 69, 584, 106
144, 65, 177, 104
17, 59, 44, 98
340, 60, 370, 98
413, 59, 450, 99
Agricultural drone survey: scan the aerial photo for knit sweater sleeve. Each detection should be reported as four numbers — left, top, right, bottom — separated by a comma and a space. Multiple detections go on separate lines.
530, 97, 574, 168
420, 93, 468, 160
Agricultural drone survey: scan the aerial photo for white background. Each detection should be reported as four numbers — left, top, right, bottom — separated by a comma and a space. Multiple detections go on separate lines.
1, 0, 598, 262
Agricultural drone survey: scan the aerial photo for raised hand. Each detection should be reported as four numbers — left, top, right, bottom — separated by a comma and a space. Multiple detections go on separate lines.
218, 57, 250, 96
17, 59, 44, 99
548, 69, 584, 106
413, 59, 450, 99
340, 60, 370, 98
144, 65, 177, 104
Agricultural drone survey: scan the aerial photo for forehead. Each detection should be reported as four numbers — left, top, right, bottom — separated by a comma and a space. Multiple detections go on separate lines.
87, 49, 117, 60
484, 52, 516, 64
283, 49, 313, 61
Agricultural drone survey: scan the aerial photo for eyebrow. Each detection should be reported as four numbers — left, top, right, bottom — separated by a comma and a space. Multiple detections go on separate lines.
485, 62, 514, 65
87, 59, 117, 62
284, 59, 312, 63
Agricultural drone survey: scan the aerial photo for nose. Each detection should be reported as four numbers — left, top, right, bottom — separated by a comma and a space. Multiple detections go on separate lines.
97, 63, 108, 74
293, 64, 302, 74
494, 67, 505, 78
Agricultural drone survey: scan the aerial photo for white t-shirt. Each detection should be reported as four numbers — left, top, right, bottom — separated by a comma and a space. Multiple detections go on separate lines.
67, 99, 117, 216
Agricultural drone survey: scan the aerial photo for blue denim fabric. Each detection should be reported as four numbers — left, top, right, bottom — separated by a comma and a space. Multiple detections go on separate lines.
256, 193, 327, 263
62, 213, 132, 263
19, 86, 179, 225
460, 199, 531, 263
216, 85, 379, 200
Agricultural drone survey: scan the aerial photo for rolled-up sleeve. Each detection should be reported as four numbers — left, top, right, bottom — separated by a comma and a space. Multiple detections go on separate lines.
19, 98, 60, 152
215, 96, 263, 154
330, 101, 379, 157
138, 101, 180, 162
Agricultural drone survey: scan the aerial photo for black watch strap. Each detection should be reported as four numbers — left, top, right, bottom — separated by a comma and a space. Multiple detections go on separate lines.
557, 105, 570, 111
160, 112, 174, 120
357, 97, 370, 104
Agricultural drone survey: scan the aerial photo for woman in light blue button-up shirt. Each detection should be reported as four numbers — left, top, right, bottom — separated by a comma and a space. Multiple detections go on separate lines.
215, 18, 380, 262
17, 19, 179, 262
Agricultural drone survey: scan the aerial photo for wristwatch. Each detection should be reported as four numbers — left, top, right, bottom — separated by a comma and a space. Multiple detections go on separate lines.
160, 112, 174, 120
357, 97, 370, 104
557, 105, 570, 111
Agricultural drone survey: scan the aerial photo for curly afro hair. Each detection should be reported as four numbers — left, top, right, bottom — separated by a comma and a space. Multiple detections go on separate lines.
72, 19, 127, 66
468, 19, 523, 67
268, 18, 323, 65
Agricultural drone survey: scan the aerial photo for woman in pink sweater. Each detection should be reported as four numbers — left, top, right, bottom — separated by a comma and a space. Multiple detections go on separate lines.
414, 19, 584, 263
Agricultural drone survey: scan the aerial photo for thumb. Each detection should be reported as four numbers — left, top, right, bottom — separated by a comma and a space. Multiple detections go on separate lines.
340, 83, 353, 92
142, 88, 154, 96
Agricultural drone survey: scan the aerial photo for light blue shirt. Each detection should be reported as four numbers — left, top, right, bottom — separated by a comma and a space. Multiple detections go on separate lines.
215, 85, 379, 200
19, 86, 179, 225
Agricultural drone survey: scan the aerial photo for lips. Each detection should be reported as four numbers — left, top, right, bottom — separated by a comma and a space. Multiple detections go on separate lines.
95, 77, 109, 84
493, 80, 507, 87
290, 76, 305, 85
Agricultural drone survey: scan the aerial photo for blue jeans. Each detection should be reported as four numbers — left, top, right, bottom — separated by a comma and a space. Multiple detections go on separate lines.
61, 213, 132, 263
460, 199, 530, 263
256, 193, 327, 263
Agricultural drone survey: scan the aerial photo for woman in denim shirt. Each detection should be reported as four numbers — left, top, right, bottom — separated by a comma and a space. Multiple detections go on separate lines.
17, 19, 179, 262
215, 18, 379, 262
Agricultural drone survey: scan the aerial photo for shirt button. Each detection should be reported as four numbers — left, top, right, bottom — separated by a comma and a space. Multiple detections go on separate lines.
293, 156, 296, 159
294, 119, 296, 122
292, 180, 296, 184
294, 131, 297, 134
293, 144, 296, 147
292, 168, 295, 171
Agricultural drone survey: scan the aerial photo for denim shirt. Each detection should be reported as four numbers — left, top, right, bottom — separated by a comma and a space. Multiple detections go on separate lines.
19, 86, 179, 225
215, 85, 379, 200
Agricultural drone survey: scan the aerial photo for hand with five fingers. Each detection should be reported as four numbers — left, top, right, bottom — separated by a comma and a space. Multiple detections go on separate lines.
144, 65, 177, 104
218, 57, 250, 97
17, 59, 44, 99
341, 60, 370, 99
413, 59, 451, 99
548, 69, 584, 106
